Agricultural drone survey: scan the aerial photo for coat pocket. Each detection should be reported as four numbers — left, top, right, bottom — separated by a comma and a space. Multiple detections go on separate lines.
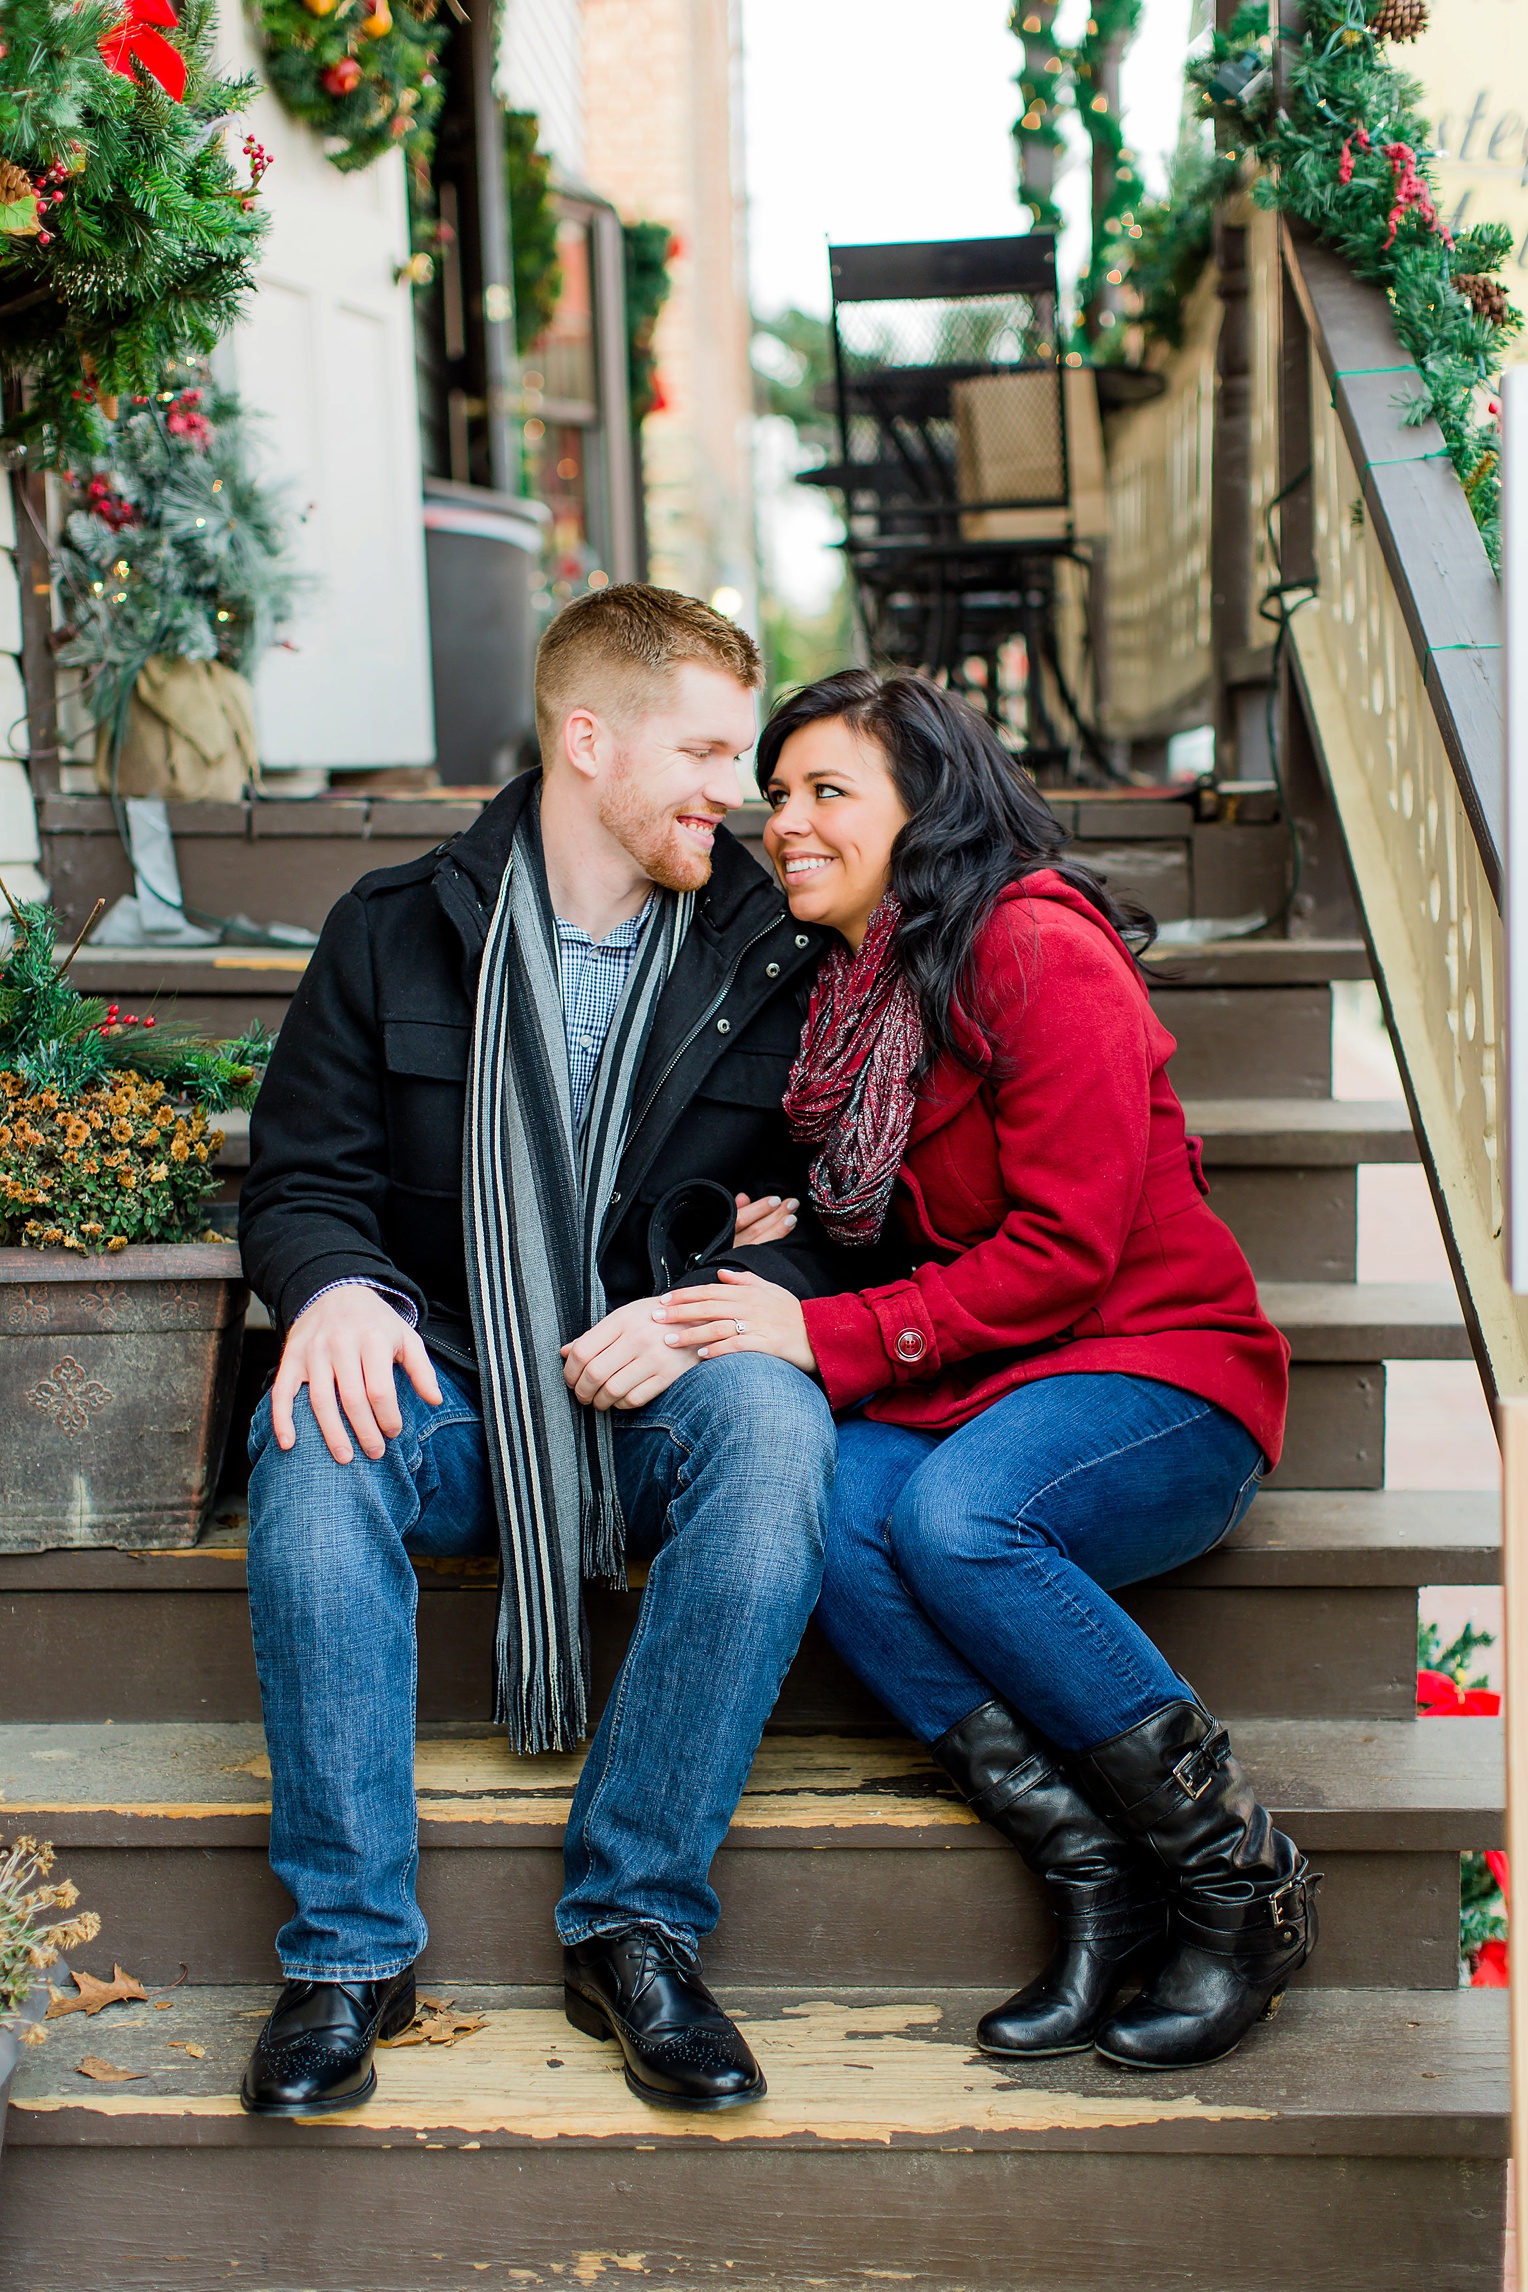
381, 1021, 469, 1196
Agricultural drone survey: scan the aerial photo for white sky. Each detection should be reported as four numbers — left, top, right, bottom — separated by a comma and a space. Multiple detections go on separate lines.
742, 0, 1196, 320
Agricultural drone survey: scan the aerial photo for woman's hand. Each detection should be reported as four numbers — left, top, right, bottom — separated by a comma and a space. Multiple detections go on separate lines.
652, 1265, 818, 1374
732, 1191, 799, 1247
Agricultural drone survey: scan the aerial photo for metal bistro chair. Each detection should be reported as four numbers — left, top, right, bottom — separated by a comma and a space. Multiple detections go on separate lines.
801, 233, 1112, 772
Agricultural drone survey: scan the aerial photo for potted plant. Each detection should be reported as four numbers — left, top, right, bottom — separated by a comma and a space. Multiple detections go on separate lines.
0, 894, 267, 1550
0, 1835, 100, 2175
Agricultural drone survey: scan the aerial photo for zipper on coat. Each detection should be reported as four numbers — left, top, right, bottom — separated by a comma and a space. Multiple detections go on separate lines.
617, 908, 791, 1183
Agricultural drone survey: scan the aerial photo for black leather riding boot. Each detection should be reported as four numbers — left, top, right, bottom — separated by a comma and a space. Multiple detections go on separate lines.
239, 1966, 416, 2115
564, 1927, 766, 2109
932, 1701, 1167, 2058
1074, 1699, 1320, 2070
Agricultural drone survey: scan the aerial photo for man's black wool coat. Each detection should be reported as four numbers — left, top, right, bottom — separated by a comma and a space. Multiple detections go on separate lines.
240, 773, 890, 1373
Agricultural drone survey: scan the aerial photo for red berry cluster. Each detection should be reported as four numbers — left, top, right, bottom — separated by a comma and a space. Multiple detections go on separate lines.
98, 1005, 158, 1036
31, 156, 71, 248
240, 131, 272, 213
165, 387, 213, 450
84, 474, 138, 532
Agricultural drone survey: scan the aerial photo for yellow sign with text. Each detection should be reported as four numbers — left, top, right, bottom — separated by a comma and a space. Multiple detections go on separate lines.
1412, 0, 1528, 267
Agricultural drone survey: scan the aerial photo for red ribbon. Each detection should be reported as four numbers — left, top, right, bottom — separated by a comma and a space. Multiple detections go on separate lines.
99, 0, 187, 101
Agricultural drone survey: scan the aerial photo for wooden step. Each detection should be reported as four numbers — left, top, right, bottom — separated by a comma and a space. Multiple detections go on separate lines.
0, 1720, 1497, 1992
1181, 1100, 1416, 1281
0, 1491, 1496, 1729
1182, 1098, 1417, 1166
1264, 1282, 1469, 1361
0, 1984, 1504, 2292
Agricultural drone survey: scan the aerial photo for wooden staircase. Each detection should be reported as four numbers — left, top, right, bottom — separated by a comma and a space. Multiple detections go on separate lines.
0, 932, 1507, 2291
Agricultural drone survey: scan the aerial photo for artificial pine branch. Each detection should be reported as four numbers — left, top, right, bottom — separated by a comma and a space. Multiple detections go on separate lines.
51, 380, 303, 735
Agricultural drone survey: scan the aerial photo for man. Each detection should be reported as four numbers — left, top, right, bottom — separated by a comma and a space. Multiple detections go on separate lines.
237, 586, 873, 2118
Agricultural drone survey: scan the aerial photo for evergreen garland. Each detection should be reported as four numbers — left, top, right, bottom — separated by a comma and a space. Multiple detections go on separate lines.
52, 381, 302, 737
503, 108, 560, 355
1128, 0, 1517, 556
1127, 136, 1238, 350
1012, 0, 1066, 232
0, 0, 268, 469
1071, 0, 1145, 345
624, 220, 676, 424
249, 0, 445, 174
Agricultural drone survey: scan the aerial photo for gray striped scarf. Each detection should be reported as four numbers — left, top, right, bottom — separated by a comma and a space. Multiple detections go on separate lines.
463, 811, 693, 1752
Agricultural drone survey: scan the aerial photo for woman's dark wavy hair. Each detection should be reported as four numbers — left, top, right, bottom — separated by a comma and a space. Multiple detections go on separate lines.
756, 669, 1156, 1070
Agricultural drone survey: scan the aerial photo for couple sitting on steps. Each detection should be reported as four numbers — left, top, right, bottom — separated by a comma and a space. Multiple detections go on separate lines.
237, 583, 1315, 2119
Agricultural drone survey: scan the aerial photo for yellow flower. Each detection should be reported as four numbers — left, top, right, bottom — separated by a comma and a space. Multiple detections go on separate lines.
193, 1143, 207, 1163
148, 1163, 167, 1183
141, 1129, 162, 1148
117, 1169, 136, 1190
170, 1137, 189, 1163
106, 1235, 127, 1252
110, 1119, 132, 1144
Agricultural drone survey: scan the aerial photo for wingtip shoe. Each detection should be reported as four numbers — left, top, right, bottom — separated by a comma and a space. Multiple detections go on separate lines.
239, 1966, 417, 2116
564, 1927, 766, 2110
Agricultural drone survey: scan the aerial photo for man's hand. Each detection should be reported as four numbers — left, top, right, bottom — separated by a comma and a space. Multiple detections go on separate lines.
272, 1285, 442, 1465
652, 1266, 817, 1374
732, 1191, 799, 1246
561, 1296, 702, 1412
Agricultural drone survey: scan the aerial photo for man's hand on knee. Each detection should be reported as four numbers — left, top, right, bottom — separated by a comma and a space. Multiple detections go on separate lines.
271, 1287, 443, 1464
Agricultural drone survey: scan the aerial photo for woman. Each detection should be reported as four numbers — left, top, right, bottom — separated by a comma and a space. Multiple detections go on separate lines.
654, 669, 1315, 2073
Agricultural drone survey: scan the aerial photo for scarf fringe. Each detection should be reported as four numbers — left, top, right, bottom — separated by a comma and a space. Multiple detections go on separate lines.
581, 1490, 628, 1589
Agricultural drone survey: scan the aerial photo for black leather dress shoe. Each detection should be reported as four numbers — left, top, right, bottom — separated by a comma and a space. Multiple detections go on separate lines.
564, 1928, 766, 2110
239, 1967, 416, 2116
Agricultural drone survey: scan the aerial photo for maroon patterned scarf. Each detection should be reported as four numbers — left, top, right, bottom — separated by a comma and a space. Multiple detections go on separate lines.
783, 894, 924, 1245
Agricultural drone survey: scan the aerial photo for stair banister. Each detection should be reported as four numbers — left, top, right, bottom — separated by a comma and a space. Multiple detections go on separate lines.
1276, 224, 1524, 1396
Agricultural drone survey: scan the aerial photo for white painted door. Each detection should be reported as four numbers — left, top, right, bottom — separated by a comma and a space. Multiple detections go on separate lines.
212, 4, 435, 772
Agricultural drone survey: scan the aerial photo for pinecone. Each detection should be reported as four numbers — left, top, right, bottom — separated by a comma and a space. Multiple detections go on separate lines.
1457, 272, 1512, 325
1369, 0, 1428, 39
0, 157, 36, 210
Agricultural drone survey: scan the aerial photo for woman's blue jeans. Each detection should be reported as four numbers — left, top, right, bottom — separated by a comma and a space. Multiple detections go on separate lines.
817, 1372, 1265, 1754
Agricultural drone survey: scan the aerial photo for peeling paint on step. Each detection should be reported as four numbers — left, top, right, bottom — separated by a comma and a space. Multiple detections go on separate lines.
15, 1998, 1272, 2141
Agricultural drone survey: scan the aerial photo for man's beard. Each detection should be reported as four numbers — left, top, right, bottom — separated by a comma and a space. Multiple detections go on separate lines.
597, 752, 716, 892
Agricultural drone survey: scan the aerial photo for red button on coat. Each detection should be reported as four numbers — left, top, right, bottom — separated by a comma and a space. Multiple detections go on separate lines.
895, 1329, 926, 1363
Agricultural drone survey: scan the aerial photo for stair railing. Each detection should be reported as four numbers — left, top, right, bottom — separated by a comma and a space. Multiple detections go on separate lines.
1274, 223, 1528, 1399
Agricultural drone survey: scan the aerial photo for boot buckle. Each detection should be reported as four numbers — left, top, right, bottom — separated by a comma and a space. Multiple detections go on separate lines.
1170, 1728, 1229, 1802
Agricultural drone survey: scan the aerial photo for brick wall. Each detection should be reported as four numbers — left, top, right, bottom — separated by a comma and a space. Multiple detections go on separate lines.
582, 0, 756, 613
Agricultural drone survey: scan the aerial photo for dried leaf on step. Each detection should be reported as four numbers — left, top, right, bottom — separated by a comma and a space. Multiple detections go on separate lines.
379, 2006, 486, 2050
77, 2055, 145, 2081
48, 1965, 149, 2018
167, 2041, 206, 2058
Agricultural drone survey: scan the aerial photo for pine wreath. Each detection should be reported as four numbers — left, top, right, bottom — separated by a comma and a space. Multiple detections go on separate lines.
0, 0, 268, 469
251, 0, 446, 174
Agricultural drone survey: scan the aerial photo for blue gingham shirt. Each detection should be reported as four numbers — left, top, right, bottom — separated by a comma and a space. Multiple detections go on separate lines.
554, 897, 654, 1128
306, 896, 654, 1332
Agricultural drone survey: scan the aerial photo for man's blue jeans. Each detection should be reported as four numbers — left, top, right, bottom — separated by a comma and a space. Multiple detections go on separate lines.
817, 1373, 1265, 1755
246, 1352, 834, 1981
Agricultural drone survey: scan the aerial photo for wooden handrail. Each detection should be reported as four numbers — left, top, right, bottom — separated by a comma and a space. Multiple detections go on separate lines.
1281, 224, 1504, 894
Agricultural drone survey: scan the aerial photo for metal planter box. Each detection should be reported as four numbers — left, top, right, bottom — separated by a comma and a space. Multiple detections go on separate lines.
0, 1243, 247, 1551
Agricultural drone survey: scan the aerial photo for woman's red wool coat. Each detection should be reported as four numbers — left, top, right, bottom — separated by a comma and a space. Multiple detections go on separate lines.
800, 872, 1291, 1467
